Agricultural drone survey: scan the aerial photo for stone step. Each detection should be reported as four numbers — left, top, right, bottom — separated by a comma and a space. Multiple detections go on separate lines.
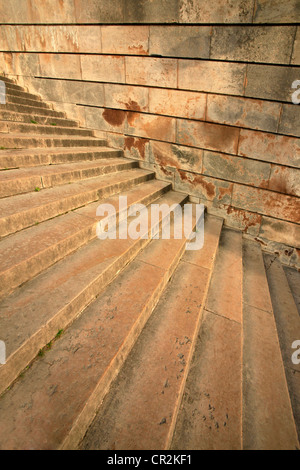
0, 134, 106, 149
0, 168, 155, 300
0, 146, 123, 170
0, 121, 94, 137
263, 255, 300, 442
0, 192, 189, 443
2, 89, 43, 102
0, 110, 79, 128
0, 172, 168, 238
3, 93, 51, 109
242, 240, 299, 450
79, 214, 223, 450
2, 102, 66, 118
0, 76, 18, 85
0, 157, 137, 198
0, 81, 26, 93
170, 228, 243, 450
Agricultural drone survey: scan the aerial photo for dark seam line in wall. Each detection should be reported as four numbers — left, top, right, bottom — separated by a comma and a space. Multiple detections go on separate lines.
0, 23, 299, 26
32, 76, 300, 106
2, 51, 299, 68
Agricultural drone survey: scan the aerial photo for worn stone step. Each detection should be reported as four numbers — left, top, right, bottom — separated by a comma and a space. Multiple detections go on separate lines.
263, 255, 300, 442
0, 81, 26, 93
0, 146, 123, 170
0, 195, 194, 450
3, 94, 50, 109
170, 228, 243, 450
0, 121, 94, 137
0, 110, 79, 128
79, 214, 223, 451
0, 190, 186, 407
0, 134, 106, 149
2, 89, 43, 102
0, 167, 155, 300
0, 172, 168, 238
2, 102, 66, 118
0, 76, 18, 85
242, 240, 299, 450
0, 157, 137, 198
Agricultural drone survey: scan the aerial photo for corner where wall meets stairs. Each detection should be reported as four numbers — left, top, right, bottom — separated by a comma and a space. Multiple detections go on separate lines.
0, 71, 299, 451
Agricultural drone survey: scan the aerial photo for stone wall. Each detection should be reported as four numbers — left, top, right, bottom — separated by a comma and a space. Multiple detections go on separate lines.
0, 0, 299, 265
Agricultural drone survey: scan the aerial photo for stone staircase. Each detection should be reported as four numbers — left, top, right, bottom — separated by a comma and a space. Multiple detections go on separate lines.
0, 75, 299, 450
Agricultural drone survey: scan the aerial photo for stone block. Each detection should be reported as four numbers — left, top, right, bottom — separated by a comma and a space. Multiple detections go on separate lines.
238, 129, 300, 168
124, 0, 179, 23
148, 141, 203, 173
125, 57, 177, 88
178, 59, 246, 95
149, 26, 210, 58
202, 151, 270, 188
29, 0, 76, 23
104, 84, 148, 112
245, 64, 300, 102
102, 26, 149, 55
149, 88, 206, 120
2, 52, 41, 76
63, 81, 105, 107
179, 0, 254, 23
127, 112, 176, 142
39, 53, 81, 80
174, 170, 233, 204
74, 0, 124, 23
259, 217, 300, 248
177, 119, 240, 154
85, 107, 127, 133
206, 94, 280, 133
81, 55, 125, 83
269, 165, 300, 197
232, 184, 300, 224
253, 0, 300, 23
211, 26, 296, 64
0, 0, 31, 23
278, 104, 300, 137
123, 137, 151, 161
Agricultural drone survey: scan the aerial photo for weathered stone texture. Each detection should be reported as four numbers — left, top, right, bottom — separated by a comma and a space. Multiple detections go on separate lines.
125, 57, 177, 88
102, 26, 149, 55
179, 0, 255, 23
149, 88, 206, 120
178, 60, 246, 95
74, 0, 124, 23
177, 120, 240, 155
202, 152, 270, 188
238, 130, 300, 168
206, 95, 281, 133
245, 65, 300, 102
253, 0, 300, 23
149, 26, 210, 59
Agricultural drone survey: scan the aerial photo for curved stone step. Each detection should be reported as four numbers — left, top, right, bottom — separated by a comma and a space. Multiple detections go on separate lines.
242, 240, 299, 450
0, 158, 138, 198
79, 214, 223, 451
0, 110, 79, 128
0, 121, 93, 137
0, 133, 106, 149
0, 192, 189, 444
0, 168, 155, 300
